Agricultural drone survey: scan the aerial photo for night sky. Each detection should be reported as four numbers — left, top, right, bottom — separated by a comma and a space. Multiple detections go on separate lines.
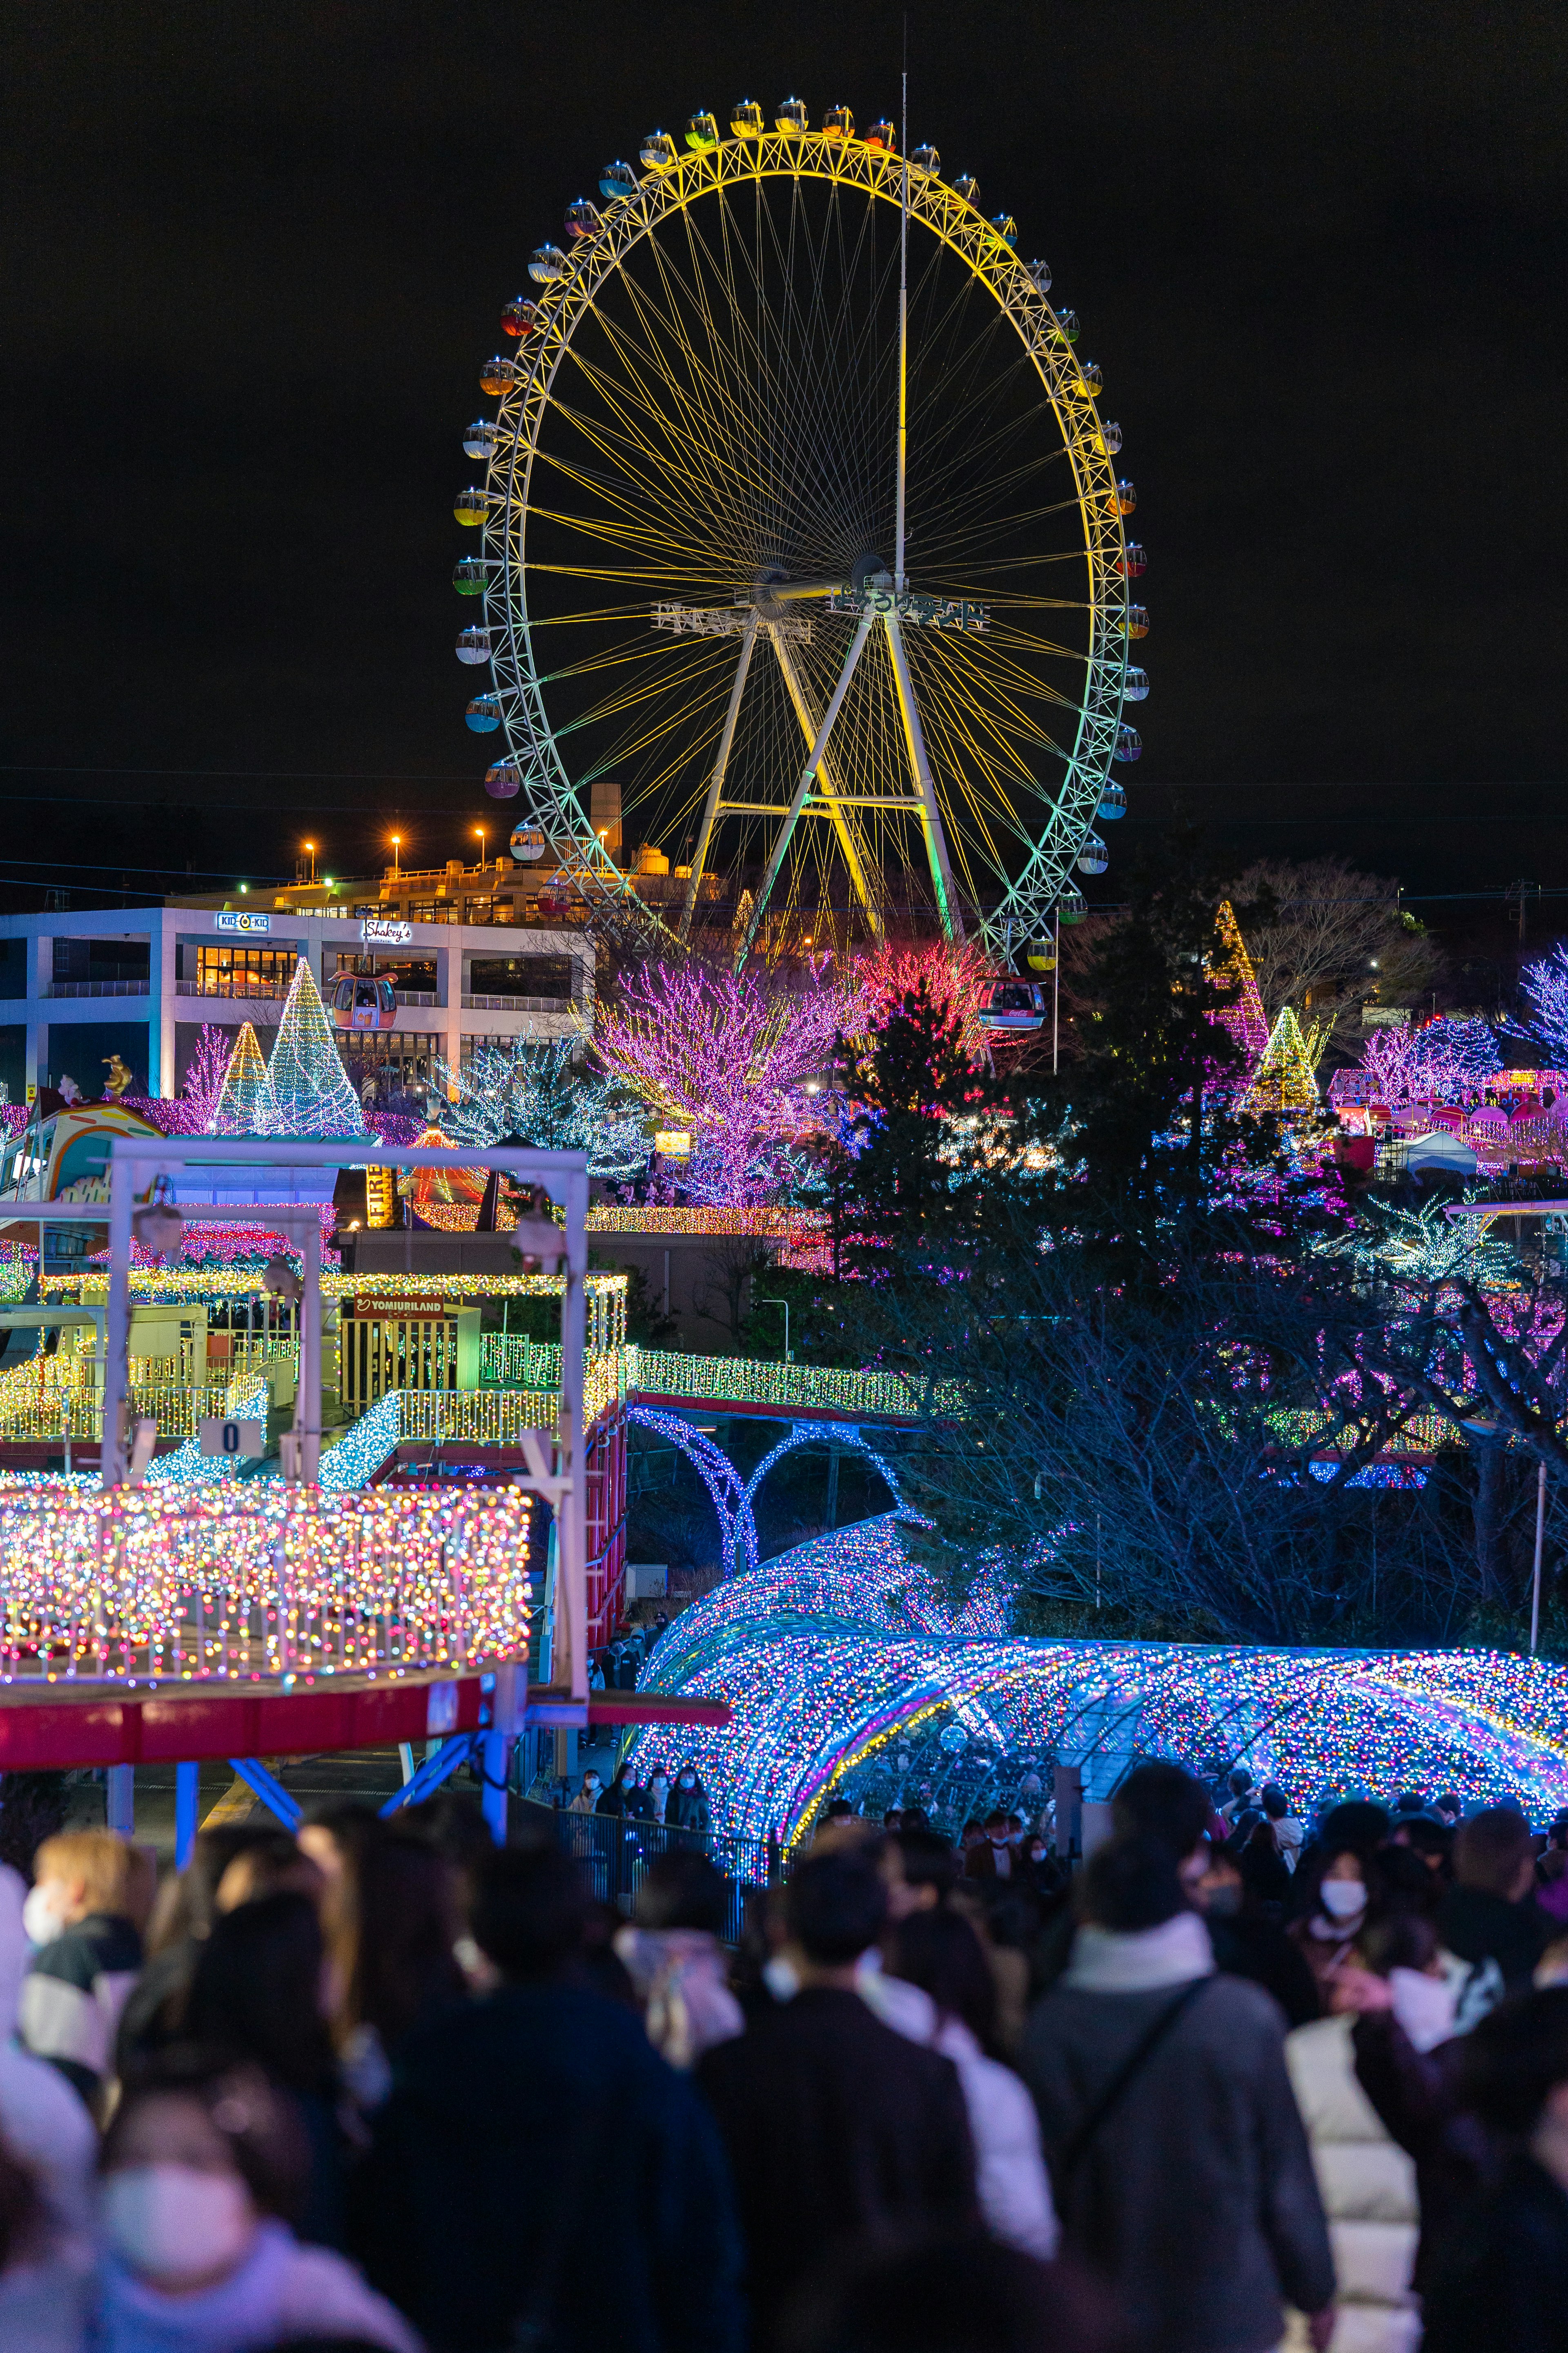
2, 2, 1563, 939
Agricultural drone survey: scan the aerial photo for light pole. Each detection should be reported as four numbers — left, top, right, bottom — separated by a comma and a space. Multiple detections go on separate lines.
474, 825, 487, 875
302, 840, 317, 885
1532, 1459, 1548, 1654
390, 834, 401, 879
755, 1297, 792, 1362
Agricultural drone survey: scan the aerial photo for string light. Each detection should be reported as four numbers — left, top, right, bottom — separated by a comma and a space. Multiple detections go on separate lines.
625, 1514, 1568, 1844
0, 1481, 532, 1687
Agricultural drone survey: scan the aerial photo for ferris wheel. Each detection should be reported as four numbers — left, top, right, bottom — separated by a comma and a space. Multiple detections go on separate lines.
451, 100, 1145, 966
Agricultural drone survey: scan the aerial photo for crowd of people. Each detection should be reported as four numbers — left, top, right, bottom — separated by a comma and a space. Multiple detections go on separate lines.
0, 1762, 1563, 2351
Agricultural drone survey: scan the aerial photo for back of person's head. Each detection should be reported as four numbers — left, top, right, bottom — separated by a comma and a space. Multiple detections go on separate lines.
634, 1849, 731, 1937
1457, 1988, 1568, 2135
895, 1828, 962, 1904
146, 1826, 284, 1958
787, 2231, 1117, 2353
31, 1827, 133, 1916
1318, 1801, 1391, 1860
214, 1831, 321, 1915
1227, 1767, 1253, 1797
471, 1843, 586, 1983
1454, 1806, 1535, 1896
1359, 1910, 1440, 1977
823, 1800, 856, 1824
328, 1833, 464, 2048
1393, 1814, 1453, 1867
786, 1850, 888, 1965
1394, 1789, 1427, 1815
899, 1807, 931, 1833
1436, 1790, 1462, 1821
1377, 1843, 1442, 1914
888, 1907, 998, 2052
1260, 1784, 1290, 1821
106, 2048, 310, 2226
1111, 1762, 1211, 1860
185, 1891, 336, 2094
1079, 1833, 1187, 1933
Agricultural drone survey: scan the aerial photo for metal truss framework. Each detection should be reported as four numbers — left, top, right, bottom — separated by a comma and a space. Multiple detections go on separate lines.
471, 132, 1131, 963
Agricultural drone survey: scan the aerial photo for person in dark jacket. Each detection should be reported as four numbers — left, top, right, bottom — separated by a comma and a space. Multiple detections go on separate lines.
1439, 1807, 1551, 1996
1022, 1833, 1335, 2353
695, 1848, 977, 2353
1423, 1987, 1568, 2353
350, 1841, 742, 2353
1194, 1845, 1320, 2028
668, 1768, 711, 1845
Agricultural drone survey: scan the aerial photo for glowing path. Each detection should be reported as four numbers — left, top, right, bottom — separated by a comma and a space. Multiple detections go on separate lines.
625, 1515, 1568, 1844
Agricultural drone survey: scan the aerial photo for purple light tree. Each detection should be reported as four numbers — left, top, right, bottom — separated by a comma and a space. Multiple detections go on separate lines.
179, 1024, 233, 1129
593, 961, 854, 1201
1510, 945, 1568, 1068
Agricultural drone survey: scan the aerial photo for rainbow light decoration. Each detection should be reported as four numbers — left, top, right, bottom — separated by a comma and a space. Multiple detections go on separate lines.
626, 1515, 1568, 1842
0, 1481, 532, 1687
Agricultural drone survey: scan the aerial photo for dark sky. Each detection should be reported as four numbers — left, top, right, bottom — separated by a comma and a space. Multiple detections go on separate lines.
2, 2, 1564, 930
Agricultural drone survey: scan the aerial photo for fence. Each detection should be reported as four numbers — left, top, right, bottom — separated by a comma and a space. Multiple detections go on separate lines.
516, 1796, 782, 1939
625, 1346, 942, 1421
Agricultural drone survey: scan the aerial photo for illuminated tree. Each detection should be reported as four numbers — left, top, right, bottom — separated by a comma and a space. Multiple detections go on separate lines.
1508, 946, 1568, 1069
258, 961, 365, 1138
207, 1022, 268, 1135
179, 1024, 232, 1128
1210, 901, 1269, 1067
433, 1039, 645, 1176
591, 961, 851, 1200
1246, 1008, 1320, 1116
854, 938, 985, 1062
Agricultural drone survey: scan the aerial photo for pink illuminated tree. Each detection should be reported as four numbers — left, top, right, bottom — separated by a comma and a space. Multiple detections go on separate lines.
855, 937, 988, 1063
179, 1024, 233, 1129
592, 961, 855, 1201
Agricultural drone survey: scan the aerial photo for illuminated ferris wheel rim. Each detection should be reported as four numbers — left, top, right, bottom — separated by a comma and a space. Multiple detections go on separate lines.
465, 122, 1137, 961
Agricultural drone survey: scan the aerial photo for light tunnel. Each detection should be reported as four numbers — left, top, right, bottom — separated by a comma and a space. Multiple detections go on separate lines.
626, 1515, 1568, 1846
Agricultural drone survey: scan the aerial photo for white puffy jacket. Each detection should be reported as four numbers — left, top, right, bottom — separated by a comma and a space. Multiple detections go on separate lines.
1283, 2012, 1419, 2353
857, 1965, 1058, 2258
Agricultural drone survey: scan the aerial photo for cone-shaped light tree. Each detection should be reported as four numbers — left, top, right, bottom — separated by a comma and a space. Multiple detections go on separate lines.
258, 960, 365, 1137
1247, 1006, 1321, 1116
207, 1022, 269, 1134
1210, 901, 1270, 1068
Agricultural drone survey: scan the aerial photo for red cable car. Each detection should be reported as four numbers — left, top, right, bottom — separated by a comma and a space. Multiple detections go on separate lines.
977, 977, 1046, 1034
330, 973, 397, 1032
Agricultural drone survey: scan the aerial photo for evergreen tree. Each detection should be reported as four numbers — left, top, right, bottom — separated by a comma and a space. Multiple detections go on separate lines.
837, 977, 1002, 1283
259, 960, 365, 1138
207, 1021, 268, 1135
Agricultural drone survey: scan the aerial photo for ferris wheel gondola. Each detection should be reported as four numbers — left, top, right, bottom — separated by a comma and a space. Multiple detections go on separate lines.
330, 975, 398, 1033
452, 98, 1143, 965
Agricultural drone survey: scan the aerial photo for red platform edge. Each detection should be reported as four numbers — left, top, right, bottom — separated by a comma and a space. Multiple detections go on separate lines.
0, 1680, 731, 1769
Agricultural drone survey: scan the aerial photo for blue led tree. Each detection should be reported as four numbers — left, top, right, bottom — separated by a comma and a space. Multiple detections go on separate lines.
259, 959, 365, 1138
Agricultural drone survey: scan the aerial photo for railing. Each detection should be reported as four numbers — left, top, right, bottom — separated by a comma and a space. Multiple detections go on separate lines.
626, 1345, 940, 1422
394, 990, 438, 1007
176, 979, 285, 1002
45, 979, 149, 999
461, 993, 572, 1014
481, 1334, 563, 1388
515, 1797, 781, 1936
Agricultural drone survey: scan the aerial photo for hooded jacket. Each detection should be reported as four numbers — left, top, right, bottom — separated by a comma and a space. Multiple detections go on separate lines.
1023, 1912, 1334, 2353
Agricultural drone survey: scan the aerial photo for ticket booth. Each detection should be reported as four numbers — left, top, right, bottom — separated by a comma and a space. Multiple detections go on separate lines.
339, 1296, 480, 1411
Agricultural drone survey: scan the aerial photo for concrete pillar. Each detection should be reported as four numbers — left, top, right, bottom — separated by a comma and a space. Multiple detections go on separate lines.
153, 915, 177, 1098
106, 1765, 134, 1838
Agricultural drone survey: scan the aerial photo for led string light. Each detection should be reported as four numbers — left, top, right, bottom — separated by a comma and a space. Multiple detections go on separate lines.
0, 1482, 532, 1688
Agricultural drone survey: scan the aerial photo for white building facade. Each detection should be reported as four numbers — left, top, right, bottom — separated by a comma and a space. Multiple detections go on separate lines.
0, 865, 594, 1108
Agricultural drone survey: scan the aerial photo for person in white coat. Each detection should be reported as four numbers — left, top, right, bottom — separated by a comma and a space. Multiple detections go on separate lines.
1283, 1914, 1428, 2353
859, 1906, 1058, 2259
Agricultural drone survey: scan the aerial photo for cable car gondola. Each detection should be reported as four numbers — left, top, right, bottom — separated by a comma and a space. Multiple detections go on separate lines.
331, 974, 398, 1033
977, 977, 1046, 1035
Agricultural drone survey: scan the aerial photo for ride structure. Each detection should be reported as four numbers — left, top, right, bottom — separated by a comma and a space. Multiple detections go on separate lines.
454, 97, 1142, 970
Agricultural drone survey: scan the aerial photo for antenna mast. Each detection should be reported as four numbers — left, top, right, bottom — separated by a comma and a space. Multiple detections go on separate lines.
895, 48, 909, 593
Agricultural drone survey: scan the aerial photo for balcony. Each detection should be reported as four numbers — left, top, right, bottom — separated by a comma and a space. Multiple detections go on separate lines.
461, 993, 571, 1014
44, 979, 150, 999
394, 990, 438, 1008
176, 980, 283, 1002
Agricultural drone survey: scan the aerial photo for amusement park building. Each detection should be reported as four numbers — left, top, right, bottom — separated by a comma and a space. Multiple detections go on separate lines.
0, 858, 595, 1106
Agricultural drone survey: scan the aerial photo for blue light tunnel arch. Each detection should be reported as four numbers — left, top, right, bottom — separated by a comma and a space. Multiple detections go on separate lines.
626, 1406, 902, 1578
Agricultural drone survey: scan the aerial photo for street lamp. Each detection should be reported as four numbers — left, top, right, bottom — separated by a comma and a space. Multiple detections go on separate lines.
474, 825, 487, 874
302, 841, 317, 884
390, 834, 401, 879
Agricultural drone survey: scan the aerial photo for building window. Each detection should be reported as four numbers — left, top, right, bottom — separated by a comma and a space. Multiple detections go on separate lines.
191, 946, 297, 998
463, 897, 515, 926
408, 899, 455, 925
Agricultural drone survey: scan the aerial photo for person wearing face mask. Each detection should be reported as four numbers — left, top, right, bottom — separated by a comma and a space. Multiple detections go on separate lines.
94, 2056, 417, 2353
19, 1831, 144, 2118
644, 1766, 671, 1827
668, 1766, 710, 1848
1289, 1852, 1378, 2004
1282, 1916, 1428, 2353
